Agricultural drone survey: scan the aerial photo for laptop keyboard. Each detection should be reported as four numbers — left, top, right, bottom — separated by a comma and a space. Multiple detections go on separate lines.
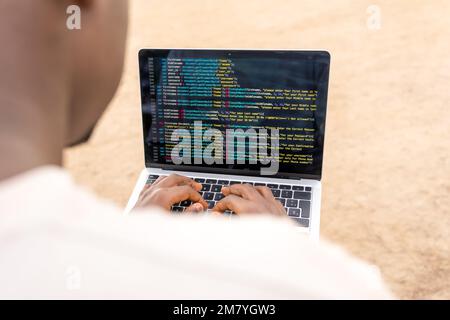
145, 175, 311, 228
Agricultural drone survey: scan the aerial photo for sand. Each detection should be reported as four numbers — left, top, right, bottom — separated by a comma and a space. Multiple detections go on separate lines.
64, 0, 450, 299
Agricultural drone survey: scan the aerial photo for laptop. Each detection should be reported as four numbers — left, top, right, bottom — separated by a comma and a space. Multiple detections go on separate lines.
126, 49, 330, 239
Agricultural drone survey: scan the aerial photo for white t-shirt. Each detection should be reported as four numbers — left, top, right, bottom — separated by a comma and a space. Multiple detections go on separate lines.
0, 167, 393, 299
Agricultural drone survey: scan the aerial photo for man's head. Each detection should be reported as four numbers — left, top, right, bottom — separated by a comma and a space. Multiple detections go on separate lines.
64, 0, 129, 145
0, 0, 128, 148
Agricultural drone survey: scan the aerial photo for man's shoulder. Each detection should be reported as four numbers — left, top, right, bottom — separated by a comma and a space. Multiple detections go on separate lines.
0, 166, 121, 228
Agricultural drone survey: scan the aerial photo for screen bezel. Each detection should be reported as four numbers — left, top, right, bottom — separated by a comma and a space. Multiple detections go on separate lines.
138, 49, 330, 181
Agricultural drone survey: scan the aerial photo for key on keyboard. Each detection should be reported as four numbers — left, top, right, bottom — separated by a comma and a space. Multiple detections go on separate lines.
286, 199, 298, 208
294, 191, 311, 200
281, 190, 293, 198
180, 200, 192, 207
201, 184, 211, 192
298, 200, 311, 218
214, 193, 224, 201
294, 218, 310, 228
288, 208, 301, 217
211, 185, 222, 193
146, 174, 160, 184
203, 192, 214, 200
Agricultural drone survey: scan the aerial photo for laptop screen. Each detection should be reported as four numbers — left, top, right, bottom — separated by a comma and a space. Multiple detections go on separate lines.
139, 49, 330, 180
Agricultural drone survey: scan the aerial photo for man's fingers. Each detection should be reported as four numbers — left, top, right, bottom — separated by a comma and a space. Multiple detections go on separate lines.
221, 184, 261, 200
157, 174, 201, 191
185, 202, 205, 214
274, 201, 287, 215
138, 183, 155, 202
168, 185, 208, 209
209, 211, 223, 217
254, 186, 275, 200
213, 195, 249, 213
151, 175, 167, 187
139, 183, 151, 196
157, 174, 188, 186
255, 187, 286, 215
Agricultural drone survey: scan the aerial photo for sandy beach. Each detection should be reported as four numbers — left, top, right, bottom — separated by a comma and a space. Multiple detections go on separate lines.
65, 0, 450, 299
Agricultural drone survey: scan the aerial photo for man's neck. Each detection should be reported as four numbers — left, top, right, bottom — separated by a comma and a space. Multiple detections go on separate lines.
0, 137, 62, 181
0, 0, 71, 182
0, 97, 66, 181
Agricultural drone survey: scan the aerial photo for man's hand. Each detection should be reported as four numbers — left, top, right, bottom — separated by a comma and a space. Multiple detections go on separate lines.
134, 174, 207, 212
134, 174, 286, 217
213, 184, 286, 217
